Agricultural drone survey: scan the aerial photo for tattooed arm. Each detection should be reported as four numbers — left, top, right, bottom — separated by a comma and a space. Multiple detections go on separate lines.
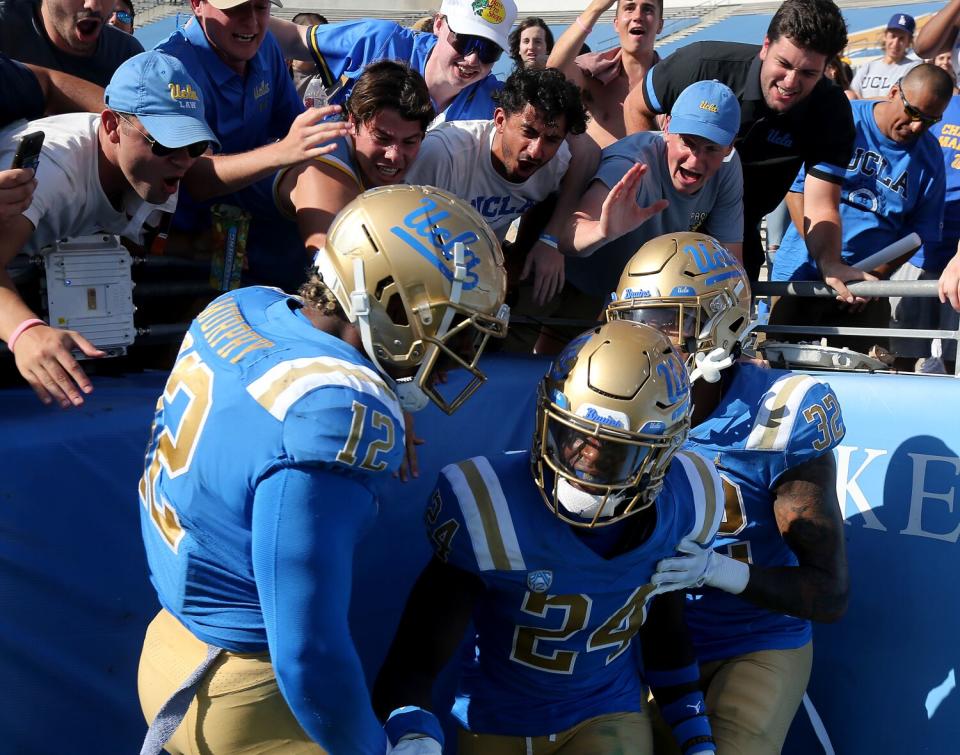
738, 452, 849, 622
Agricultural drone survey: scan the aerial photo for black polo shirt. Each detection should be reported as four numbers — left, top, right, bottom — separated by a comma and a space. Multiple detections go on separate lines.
642, 41, 855, 276
1, 53, 44, 126
0, 0, 142, 88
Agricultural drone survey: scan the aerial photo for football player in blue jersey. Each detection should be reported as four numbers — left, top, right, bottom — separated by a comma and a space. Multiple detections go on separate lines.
137, 184, 510, 755
606, 231, 849, 755
374, 319, 725, 755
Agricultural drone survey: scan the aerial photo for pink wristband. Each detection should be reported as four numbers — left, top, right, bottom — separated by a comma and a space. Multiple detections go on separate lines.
575, 16, 593, 34
8, 318, 45, 353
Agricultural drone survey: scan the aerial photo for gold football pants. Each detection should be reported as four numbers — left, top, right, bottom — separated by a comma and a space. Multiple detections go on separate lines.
139, 609, 326, 754
650, 642, 813, 755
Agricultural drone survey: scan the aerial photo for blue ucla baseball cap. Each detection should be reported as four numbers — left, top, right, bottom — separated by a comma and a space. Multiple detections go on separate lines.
887, 13, 916, 35
668, 80, 740, 147
105, 51, 219, 150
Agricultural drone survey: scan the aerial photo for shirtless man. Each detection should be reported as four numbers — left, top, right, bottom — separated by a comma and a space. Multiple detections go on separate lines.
547, 0, 661, 147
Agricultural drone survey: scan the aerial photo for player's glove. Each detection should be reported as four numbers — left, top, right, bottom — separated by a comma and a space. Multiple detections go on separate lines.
689, 347, 734, 384
651, 538, 750, 595
384, 706, 444, 755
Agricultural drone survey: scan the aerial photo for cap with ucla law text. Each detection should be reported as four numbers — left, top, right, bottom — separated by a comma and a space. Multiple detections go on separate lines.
440, 0, 517, 53
105, 51, 219, 150
887, 13, 916, 35
668, 80, 740, 147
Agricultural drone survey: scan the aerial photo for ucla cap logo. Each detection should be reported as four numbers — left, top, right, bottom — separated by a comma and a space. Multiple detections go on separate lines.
472, 0, 506, 24
168, 83, 199, 101
527, 569, 553, 593
699, 100, 719, 113
391, 197, 482, 290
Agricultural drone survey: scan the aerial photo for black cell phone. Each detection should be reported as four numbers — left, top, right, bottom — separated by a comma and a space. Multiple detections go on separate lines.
10, 130, 44, 172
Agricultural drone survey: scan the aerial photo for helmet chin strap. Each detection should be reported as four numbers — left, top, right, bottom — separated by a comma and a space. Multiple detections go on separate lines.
556, 478, 624, 522
395, 380, 431, 412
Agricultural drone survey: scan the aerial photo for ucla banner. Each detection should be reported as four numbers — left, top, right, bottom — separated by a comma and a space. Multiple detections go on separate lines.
0, 358, 956, 753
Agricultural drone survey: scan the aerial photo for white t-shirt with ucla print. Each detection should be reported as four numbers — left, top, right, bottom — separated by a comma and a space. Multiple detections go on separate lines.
0, 113, 178, 254
850, 57, 921, 100
405, 118, 571, 240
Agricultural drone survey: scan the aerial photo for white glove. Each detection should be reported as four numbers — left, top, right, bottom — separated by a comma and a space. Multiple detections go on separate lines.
388, 735, 443, 755
651, 538, 750, 595
689, 347, 734, 384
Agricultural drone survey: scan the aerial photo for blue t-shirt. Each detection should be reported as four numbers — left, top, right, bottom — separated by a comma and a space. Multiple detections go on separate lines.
426, 450, 723, 736
306, 19, 501, 122
917, 94, 960, 271
140, 286, 405, 753
773, 99, 945, 281
156, 22, 307, 291
684, 364, 845, 662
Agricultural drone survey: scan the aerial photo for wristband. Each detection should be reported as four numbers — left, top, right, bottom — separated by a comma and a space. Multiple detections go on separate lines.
7, 318, 45, 352
538, 233, 560, 249
384, 706, 444, 748
660, 691, 716, 755
575, 16, 593, 34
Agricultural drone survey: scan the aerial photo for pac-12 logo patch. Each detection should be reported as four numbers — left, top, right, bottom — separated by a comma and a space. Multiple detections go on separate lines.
527, 569, 553, 593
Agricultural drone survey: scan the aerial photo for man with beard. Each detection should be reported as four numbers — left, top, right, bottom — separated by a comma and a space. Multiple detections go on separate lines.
403, 66, 595, 306
771, 63, 953, 355
0, 0, 142, 86
624, 0, 858, 302
548, 0, 663, 147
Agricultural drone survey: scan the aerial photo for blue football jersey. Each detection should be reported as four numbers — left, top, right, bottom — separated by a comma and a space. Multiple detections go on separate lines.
426, 450, 723, 736
139, 287, 404, 651
684, 364, 845, 662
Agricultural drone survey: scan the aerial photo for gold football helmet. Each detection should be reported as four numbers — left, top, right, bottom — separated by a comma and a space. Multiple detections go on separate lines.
532, 320, 692, 527
314, 185, 509, 414
606, 232, 751, 381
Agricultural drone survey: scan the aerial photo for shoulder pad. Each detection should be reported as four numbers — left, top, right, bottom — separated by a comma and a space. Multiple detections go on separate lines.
247, 355, 404, 472
745, 374, 844, 454
431, 456, 526, 573
672, 449, 724, 546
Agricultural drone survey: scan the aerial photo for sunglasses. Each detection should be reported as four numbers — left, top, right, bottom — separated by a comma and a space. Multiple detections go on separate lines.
443, 18, 502, 65
113, 9, 133, 24
896, 81, 941, 127
116, 112, 209, 158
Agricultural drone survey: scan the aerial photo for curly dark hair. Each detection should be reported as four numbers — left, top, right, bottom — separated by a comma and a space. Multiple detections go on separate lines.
766, 0, 847, 58
508, 17, 554, 68
493, 67, 589, 136
346, 60, 436, 132
298, 270, 344, 318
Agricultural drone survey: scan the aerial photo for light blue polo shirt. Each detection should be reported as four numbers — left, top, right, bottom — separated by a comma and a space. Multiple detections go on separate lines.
156, 21, 308, 292
306, 19, 501, 122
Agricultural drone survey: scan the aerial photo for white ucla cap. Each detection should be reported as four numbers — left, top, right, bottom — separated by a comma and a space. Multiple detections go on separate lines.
440, 0, 517, 53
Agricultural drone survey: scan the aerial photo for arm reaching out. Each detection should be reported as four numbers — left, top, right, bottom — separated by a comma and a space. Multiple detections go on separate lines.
567, 162, 669, 257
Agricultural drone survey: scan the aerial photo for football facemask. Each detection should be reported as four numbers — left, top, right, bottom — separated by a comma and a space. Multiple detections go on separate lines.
315, 185, 509, 414
532, 320, 692, 527
607, 232, 751, 381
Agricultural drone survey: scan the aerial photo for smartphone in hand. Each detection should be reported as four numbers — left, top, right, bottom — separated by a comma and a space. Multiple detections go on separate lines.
10, 131, 44, 172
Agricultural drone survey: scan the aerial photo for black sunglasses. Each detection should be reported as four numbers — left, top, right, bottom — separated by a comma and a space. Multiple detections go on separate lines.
896, 80, 942, 127
443, 18, 502, 65
116, 112, 209, 158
